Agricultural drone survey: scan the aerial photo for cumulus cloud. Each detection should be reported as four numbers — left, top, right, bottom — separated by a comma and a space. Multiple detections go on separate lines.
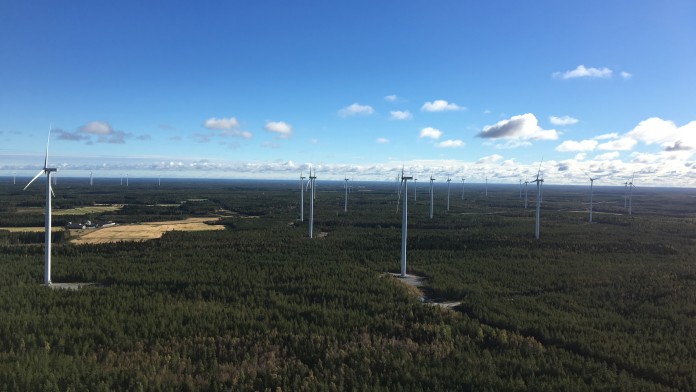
419, 127, 443, 139
436, 139, 465, 148
626, 117, 696, 151
204, 117, 239, 130
390, 110, 412, 120
594, 133, 619, 140
476, 154, 503, 164
549, 115, 579, 126
264, 121, 292, 139
421, 99, 463, 112
56, 129, 90, 141
621, 71, 632, 79
384, 94, 398, 102
376, 137, 389, 144
80, 121, 113, 135
597, 137, 637, 151
477, 113, 558, 142
575, 153, 587, 161
203, 116, 251, 139
553, 65, 613, 79
595, 151, 620, 160
555, 139, 598, 152
338, 103, 374, 117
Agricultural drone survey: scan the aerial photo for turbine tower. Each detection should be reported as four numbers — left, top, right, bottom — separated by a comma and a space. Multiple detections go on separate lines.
413, 178, 417, 201
485, 176, 488, 197
429, 175, 435, 219
13, 172, 16, 185
90, 171, 93, 186
299, 171, 306, 221
623, 181, 628, 208
308, 169, 317, 238
586, 174, 598, 223
461, 178, 465, 200
396, 168, 413, 277
519, 179, 522, 199
524, 180, 529, 209
628, 174, 635, 216
344, 176, 349, 212
158, 175, 161, 187
23, 128, 57, 286
531, 161, 544, 239
446, 176, 451, 211
120, 174, 123, 186
126, 174, 129, 187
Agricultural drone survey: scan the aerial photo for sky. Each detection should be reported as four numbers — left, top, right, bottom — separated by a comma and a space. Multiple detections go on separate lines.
1, 0, 695, 186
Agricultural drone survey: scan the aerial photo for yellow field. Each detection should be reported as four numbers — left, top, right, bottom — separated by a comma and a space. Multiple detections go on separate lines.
0, 227, 64, 232
70, 217, 225, 244
53, 205, 123, 215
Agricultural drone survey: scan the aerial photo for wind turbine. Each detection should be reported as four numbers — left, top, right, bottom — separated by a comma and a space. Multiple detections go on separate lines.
120, 174, 123, 186
586, 173, 598, 223
126, 174, 129, 187
628, 173, 635, 216
90, 171, 93, 186
446, 176, 451, 211
396, 168, 413, 277
23, 128, 57, 286
429, 175, 436, 219
344, 176, 349, 212
413, 178, 418, 201
299, 171, 306, 221
461, 178, 465, 200
623, 180, 628, 208
308, 169, 317, 238
485, 176, 488, 198
524, 179, 529, 209
531, 160, 544, 239
13, 172, 16, 185
519, 179, 522, 200
158, 175, 161, 187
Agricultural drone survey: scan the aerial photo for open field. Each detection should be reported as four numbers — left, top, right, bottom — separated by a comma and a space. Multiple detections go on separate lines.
70, 217, 225, 244
0, 226, 64, 232
16, 205, 123, 215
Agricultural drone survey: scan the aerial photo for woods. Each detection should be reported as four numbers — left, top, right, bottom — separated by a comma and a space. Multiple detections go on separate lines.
0, 179, 695, 390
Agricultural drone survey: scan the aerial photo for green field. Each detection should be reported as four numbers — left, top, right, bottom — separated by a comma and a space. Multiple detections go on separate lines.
0, 179, 695, 391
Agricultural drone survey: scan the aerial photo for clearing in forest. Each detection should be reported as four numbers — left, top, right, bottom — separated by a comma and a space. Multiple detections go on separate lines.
70, 217, 225, 244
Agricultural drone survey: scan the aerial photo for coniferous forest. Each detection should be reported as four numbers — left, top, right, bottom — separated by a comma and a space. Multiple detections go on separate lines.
1, 178, 695, 391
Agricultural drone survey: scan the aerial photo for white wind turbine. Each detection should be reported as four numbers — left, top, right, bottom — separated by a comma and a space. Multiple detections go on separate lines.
413, 178, 418, 201
90, 171, 93, 186
158, 175, 161, 187
13, 171, 16, 185
446, 176, 451, 211
299, 171, 306, 221
23, 128, 57, 286
429, 175, 436, 219
461, 178, 465, 200
308, 169, 317, 238
628, 173, 636, 216
585, 173, 599, 223
524, 179, 529, 209
519, 179, 522, 200
531, 160, 544, 239
485, 176, 488, 198
623, 181, 628, 208
126, 173, 129, 187
344, 176, 349, 212
396, 167, 413, 277
120, 174, 123, 186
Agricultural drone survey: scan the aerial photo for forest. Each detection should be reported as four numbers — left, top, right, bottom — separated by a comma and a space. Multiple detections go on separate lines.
0, 177, 695, 391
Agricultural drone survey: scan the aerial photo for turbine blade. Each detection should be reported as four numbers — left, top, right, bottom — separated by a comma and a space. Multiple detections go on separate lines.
44, 125, 52, 169
50, 185, 56, 198
24, 170, 44, 190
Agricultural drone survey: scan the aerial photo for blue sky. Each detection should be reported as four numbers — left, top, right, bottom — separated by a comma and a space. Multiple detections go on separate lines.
1, 0, 695, 186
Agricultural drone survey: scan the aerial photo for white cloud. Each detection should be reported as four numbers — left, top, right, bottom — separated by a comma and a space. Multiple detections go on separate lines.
595, 151, 620, 160
553, 65, 613, 79
80, 121, 113, 135
338, 103, 374, 117
384, 94, 398, 102
594, 133, 619, 140
574, 153, 587, 161
621, 71, 632, 79
419, 127, 443, 139
264, 121, 292, 138
376, 137, 389, 144
390, 110, 412, 120
549, 115, 579, 126
204, 117, 239, 130
477, 113, 559, 142
626, 117, 696, 151
555, 139, 598, 152
476, 154, 503, 164
597, 137, 637, 151
421, 99, 464, 112
436, 139, 465, 148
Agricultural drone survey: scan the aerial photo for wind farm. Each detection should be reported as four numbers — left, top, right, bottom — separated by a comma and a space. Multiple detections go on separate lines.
1, 0, 695, 390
